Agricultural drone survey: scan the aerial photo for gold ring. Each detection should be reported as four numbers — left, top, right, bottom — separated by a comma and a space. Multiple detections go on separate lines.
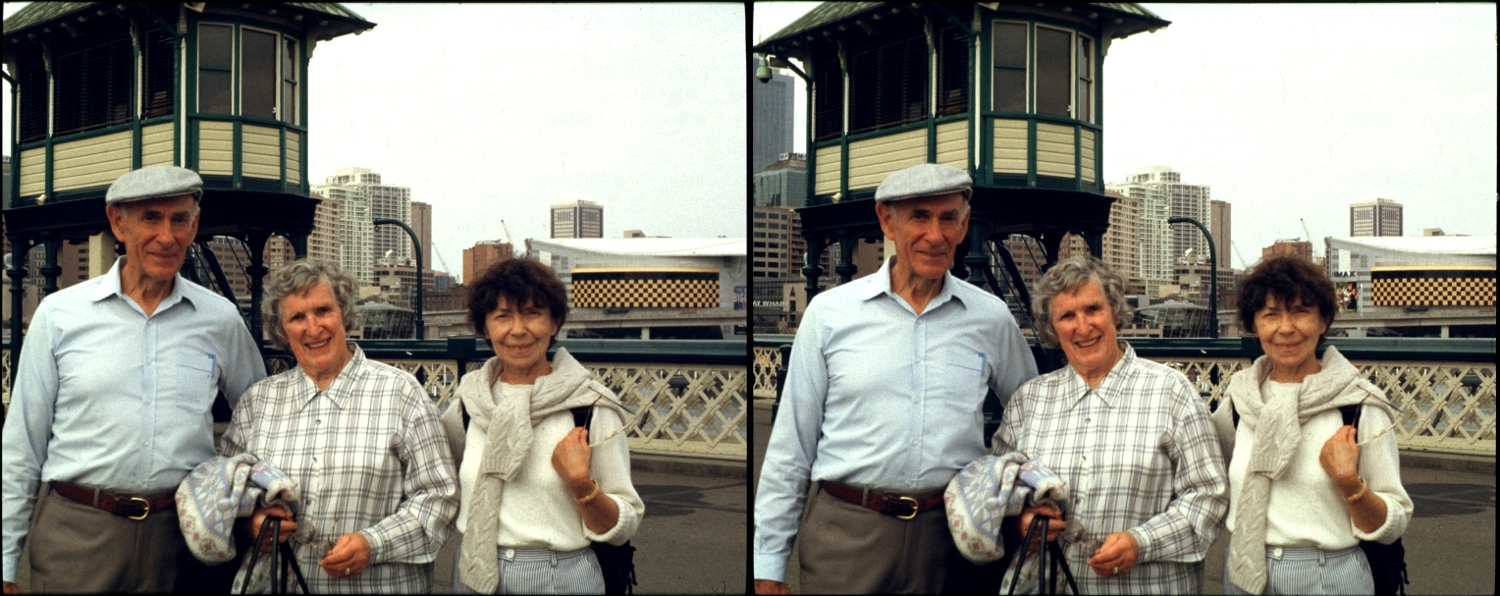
344, 567, 351, 577
1113, 566, 1120, 575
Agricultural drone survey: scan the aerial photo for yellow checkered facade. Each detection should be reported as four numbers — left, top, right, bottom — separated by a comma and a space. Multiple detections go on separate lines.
572, 271, 719, 309
1372, 271, 1495, 307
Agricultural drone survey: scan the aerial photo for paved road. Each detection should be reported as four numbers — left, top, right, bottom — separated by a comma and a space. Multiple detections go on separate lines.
13, 467, 746, 595
753, 399, 1496, 595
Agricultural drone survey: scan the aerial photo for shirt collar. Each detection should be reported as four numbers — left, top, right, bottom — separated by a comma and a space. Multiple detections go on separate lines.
860, 256, 967, 313
296, 343, 366, 411
92, 256, 195, 313
1065, 341, 1136, 411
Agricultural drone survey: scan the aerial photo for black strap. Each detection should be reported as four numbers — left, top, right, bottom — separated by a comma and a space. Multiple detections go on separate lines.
239, 518, 312, 594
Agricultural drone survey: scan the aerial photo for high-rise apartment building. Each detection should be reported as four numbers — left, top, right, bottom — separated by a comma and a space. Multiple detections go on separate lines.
752, 55, 794, 175
411, 201, 432, 265
312, 168, 412, 285
752, 206, 795, 278
463, 240, 514, 283
1107, 166, 1211, 300
1104, 191, 1144, 296
307, 192, 342, 266
1350, 192, 1403, 237
1211, 200, 1232, 269
550, 199, 604, 239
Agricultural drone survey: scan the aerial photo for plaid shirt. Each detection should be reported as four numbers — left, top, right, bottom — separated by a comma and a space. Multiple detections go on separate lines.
222, 345, 458, 593
993, 343, 1227, 594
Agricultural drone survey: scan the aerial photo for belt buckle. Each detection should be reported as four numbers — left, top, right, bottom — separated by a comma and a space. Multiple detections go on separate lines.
895, 496, 920, 520
126, 497, 151, 521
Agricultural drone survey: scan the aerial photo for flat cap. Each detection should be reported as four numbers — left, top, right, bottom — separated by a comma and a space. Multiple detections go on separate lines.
105, 166, 204, 205
874, 163, 972, 204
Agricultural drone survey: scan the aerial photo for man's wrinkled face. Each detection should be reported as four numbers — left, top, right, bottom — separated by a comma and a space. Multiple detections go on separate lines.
106, 194, 199, 283
876, 192, 970, 283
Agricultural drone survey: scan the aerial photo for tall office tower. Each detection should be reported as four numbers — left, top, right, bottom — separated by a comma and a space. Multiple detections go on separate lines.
1349, 191, 1403, 237
1211, 200, 1232, 269
753, 153, 808, 207
310, 182, 373, 285
550, 198, 604, 239
411, 201, 433, 264
463, 240, 514, 283
752, 55, 795, 175
1108, 166, 1211, 300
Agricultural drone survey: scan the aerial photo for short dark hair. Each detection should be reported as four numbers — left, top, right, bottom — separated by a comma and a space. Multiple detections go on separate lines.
465, 258, 569, 347
1235, 254, 1337, 339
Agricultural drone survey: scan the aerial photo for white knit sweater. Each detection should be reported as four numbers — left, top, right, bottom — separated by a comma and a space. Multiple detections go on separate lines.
450, 382, 644, 550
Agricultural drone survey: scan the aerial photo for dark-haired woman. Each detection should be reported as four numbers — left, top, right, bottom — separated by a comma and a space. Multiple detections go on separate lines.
439, 258, 643, 594
1212, 255, 1411, 595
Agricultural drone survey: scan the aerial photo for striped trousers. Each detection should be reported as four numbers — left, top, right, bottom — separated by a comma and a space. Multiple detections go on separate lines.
452, 543, 605, 595
1223, 544, 1374, 595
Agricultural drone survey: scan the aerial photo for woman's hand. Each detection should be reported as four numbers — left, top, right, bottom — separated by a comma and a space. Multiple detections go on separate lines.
318, 532, 371, 579
551, 426, 594, 494
1018, 503, 1066, 546
1087, 531, 1140, 577
1319, 424, 1362, 491
241, 506, 297, 554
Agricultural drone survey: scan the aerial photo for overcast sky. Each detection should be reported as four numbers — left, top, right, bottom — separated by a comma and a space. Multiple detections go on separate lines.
755, 3, 1498, 268
4, 3, 746, 282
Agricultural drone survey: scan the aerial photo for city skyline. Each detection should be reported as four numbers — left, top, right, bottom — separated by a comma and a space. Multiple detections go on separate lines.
2, 3, 747, 282
754, 2, 1498, 266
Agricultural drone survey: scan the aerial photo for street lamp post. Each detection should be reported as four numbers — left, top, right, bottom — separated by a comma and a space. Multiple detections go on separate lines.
372, 219, 424, 340
1168, 216, 1219, 338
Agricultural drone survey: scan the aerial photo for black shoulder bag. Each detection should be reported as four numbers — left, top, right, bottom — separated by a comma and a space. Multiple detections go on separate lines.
571, 406, 639, 595
1004, 514, 1080, 595
1229, 403, 1410, 595
238, 517, 311, 594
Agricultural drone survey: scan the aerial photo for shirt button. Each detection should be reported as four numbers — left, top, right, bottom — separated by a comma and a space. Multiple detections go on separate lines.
912, 398, 919, 404
911, 440, 918, 446
143, 441, 150, 446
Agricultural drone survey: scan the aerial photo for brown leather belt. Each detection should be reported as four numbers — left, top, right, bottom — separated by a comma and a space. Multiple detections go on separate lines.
51, 481, 176, 521
821, 481, 945, 521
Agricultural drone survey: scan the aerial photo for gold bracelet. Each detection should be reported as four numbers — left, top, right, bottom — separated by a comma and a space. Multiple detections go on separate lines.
1343, 478, 1369, 504
575, 479, 601, 505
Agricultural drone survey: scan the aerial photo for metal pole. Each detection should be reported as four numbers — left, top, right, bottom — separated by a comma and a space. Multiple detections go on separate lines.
372, 219, 423, 339
1168, 216, 1218, 338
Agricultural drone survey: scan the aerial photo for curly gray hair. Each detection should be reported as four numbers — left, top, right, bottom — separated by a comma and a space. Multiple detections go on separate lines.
261, 259, 359, 350
1031, 254, 1133, 349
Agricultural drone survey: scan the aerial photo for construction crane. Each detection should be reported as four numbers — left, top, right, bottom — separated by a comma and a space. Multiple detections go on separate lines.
1301, 218, 1320, 258
1231, 240, 1249, 269
500, 220, 514, 246
430, 240, 453, 275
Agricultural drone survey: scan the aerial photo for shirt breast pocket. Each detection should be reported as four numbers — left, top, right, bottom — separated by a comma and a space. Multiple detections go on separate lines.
172, 355, 220, 411
939, 348, 989, 403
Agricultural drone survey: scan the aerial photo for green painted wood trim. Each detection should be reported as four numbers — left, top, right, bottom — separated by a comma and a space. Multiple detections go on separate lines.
1094, 42, 1104, 194
232, 24, 240, 117
1026, 118, 1036, 187
231, 120, 242, 188
843, 120, 930, 144
967, 6, 977, 176
300, 34, 310, 195
805, 74, 815, 206
1074, 124, 1081, 191
44, 139, 53, 200
132, 18, 143, 170
839, 136, 849, 200
926, 16, 938, 163
279, 127, 287, 192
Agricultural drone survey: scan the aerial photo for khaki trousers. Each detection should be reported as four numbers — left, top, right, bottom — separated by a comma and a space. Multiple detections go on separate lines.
798, 483, 954, 594
27, 483, 186, 593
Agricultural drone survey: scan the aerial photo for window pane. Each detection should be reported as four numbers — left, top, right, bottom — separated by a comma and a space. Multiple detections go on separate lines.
143, 26, 175, 118
992, 22, 1026, 66
282, 38, 298, 124
993, 69, 1026, 113
200, 70, 232, 114
1035, 27, 1071, 118
199, 24, 232, 68
242, 30, 277, 119
1077, 37, 1092, 122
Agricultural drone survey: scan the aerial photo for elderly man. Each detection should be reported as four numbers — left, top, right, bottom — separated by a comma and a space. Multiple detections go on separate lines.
754, 164, 1038, 594
2, 166, 266, 592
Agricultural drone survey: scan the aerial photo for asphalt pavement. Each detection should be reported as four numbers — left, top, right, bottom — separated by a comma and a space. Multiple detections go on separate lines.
752, 399, 1496, 595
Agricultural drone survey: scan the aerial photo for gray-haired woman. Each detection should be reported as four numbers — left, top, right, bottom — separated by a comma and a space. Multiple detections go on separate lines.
222, 258, 458, 592
991, 255, 1228, 593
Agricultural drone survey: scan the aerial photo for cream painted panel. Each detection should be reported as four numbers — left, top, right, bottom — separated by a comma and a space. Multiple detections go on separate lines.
1035, 122, 1074, 178
992, 119, 1029, 174
54, 131, 134, 191
936, 121, 968, 169
198, 121, 235, 175
19, 148, 45, 195
141, 123, 174, 166
814, 145, 842, 195
243, 163, 280, 177
1081, 130, 1096, 183
847, 129, 927, 189
286, 131, 302, 185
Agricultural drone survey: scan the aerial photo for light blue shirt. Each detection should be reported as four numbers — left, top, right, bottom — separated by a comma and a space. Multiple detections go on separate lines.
752, 257, 1039, 582
2, 257, 266, 582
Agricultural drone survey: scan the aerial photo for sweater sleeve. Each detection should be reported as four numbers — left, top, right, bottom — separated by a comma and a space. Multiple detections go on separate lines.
583, 402, 644, 545
1352, 402, 1412, 545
